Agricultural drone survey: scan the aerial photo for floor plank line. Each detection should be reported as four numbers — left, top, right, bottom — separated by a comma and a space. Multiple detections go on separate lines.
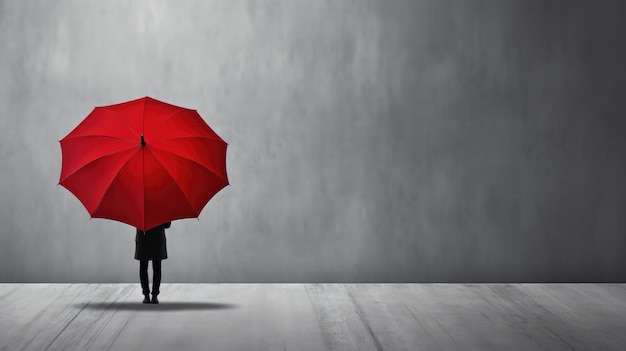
103, 316, 130, 351
0, 284, 20, 301
81, 285, 135, 350
303, 284, 332, 351
12, 285, 91, 351
345, 286, 384, 351
44, 290, 92, 350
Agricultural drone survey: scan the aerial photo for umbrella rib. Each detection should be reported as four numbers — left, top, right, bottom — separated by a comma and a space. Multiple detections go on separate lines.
61, 135, 137, 143
146, 148, 199, 217
148, 109, 192, 137
59, 145, 139, 184
98, 107, 140, 137
142, 98, 146, 135
142, 144, 145, 230
142, 92, 147, 230
149, 135, 225, 143
148, 145, 229, 183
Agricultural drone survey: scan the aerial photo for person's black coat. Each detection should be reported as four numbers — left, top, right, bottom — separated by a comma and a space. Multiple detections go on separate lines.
135, 222, 171, 260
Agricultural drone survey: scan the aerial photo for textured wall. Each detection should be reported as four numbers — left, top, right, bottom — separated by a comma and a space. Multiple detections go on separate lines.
1, 1, 625, 283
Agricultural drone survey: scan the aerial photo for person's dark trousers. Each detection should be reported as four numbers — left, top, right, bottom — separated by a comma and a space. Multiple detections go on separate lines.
152, 259, 162, 296
139, 260, 150, 296
139, 260, 162, 295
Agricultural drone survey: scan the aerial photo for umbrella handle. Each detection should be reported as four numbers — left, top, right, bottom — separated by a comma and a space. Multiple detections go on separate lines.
141, 134, 146, 147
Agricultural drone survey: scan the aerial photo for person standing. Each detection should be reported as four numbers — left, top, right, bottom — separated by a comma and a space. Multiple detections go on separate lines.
135, 222, 171, 304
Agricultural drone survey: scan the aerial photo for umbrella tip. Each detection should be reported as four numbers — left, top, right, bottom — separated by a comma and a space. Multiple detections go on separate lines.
141, 134, 146, 147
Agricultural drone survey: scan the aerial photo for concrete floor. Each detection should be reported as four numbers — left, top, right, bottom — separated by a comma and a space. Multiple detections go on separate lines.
1, 284, 625, 350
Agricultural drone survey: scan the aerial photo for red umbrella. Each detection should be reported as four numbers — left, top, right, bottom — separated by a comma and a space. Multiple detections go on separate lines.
59, 97, 229, 231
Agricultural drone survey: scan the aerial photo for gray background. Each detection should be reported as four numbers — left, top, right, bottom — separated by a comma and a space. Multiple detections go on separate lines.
1, 0, 625, 283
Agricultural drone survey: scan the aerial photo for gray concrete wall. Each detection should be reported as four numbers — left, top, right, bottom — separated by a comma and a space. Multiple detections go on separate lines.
1, 0, 625, 283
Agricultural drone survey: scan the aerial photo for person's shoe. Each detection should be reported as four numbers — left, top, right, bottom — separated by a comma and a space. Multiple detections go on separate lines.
143, 295, 150, 304
151, 295, 159, 304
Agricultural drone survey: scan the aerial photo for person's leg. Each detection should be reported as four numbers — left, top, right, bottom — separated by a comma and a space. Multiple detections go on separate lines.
152, 259, 162, 303
139, 260, 150, 303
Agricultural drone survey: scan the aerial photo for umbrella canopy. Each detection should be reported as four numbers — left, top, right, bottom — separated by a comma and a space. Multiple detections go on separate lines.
59, 97, 229, 231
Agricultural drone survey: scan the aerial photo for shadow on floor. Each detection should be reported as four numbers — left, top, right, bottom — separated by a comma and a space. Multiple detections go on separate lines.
78, 301, 239, 311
